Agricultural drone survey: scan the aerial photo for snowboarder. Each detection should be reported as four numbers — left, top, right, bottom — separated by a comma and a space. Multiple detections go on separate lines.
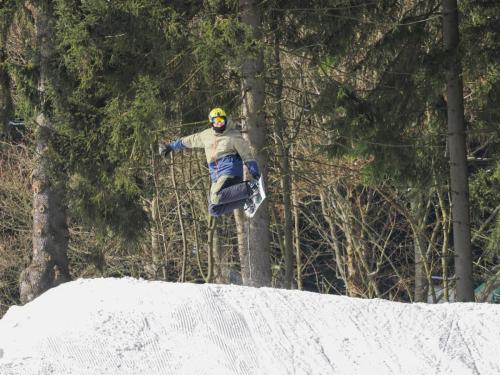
159, 107, 261, 217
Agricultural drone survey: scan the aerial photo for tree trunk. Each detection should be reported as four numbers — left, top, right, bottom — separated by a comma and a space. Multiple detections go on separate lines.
170, 152, 188, 282
291, 147, 303, 290
319, 190, 347, 287
212, 216, 231, 284
273, 21, 294, 289
410, 193, 429, 302
341, 188, 365, 297
0, 61, 13, 134
236, 0, 271, 287
206, 215, 216, 283
150, 144, 167, 279
436, 186, 451, 301
149, 196, 162, 278
442, 0, 474, 301
20, 1, 70, 303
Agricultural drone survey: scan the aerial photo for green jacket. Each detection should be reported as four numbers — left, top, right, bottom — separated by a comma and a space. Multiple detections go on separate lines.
169, 119, 257, 182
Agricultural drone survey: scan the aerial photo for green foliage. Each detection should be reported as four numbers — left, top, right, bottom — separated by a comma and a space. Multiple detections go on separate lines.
0, 144, 32, 318
470, 164, 500, 214
460, 1, 500, 259
303, 1, 445, 188
50, 0, 190, 240
0, 0, 17, 43
281, 0, 499, 286
488, 217, 500, 256
48, 0, 257, 240
2, 5, 38, 122
470, 162, 500, 257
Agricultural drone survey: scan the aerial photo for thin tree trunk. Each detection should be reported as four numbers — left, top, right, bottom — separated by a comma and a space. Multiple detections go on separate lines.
341, 188, 364, 297
170, 152, 187, 282
234, 212, 249, 282
436, 186, 451, 301
212, 216, 230, 284
377, 187, 437, 301
0, 62, 13, 134
213, 228, 228, 284
194, 156, 214, 282
411, 193, 428, 302
443, 0, 474, 301
236, 0, 271, 287
192, 214, 206, 282
291, 147, 303, 290
273, 21, 293, 289
410, 191, 438, 303
206, 215, 216, 283
150, 196, 161, 277
20, 1, 70, 303
319, 191, 346, 286
149, 145, 163, 279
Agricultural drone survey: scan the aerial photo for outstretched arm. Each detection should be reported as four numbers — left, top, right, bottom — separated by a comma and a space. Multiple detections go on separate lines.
159, 132, 204, 156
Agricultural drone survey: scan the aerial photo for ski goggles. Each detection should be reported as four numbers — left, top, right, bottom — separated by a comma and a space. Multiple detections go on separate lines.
211, 116, 226, 128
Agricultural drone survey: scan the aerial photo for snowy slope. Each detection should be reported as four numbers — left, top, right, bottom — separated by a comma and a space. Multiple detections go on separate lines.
0, 278, 499, 375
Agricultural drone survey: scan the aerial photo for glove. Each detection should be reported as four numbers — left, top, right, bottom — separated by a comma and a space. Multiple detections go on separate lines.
159, 143, 172, 157
246, 160, 260, 180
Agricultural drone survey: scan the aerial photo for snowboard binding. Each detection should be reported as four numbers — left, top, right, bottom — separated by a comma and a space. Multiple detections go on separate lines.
244, 176, 266, 218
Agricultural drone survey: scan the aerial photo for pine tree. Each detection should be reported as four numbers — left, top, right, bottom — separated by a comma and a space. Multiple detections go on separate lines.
460, 0, 500, 293
443, 0, 473, 302
19, 0, 70, 303
52, 0, 190, 240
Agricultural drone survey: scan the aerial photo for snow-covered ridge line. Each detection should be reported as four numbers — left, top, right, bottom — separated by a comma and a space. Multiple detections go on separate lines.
0, 278, 499, 375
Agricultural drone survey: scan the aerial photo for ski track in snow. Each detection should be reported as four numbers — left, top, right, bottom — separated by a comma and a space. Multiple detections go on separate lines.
0, 278, 499, 375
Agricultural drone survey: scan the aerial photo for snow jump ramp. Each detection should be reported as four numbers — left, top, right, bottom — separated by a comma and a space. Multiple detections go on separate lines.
0, 278, 499, 375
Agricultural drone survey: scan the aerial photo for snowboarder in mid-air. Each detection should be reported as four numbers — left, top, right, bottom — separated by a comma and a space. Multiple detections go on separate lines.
159, 107, 264, 217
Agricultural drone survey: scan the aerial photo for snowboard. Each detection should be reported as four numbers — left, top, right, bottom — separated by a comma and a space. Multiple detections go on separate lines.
244, 176, 266, 218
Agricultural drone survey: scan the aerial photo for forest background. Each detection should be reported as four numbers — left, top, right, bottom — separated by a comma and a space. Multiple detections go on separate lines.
1, 0, 499, 317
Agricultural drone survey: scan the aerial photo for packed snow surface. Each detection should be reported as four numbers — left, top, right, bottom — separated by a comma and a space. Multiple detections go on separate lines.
0, 278, 499, 375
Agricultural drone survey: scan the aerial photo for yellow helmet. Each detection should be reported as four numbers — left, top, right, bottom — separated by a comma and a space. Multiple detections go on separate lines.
208, 107, 226, 121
